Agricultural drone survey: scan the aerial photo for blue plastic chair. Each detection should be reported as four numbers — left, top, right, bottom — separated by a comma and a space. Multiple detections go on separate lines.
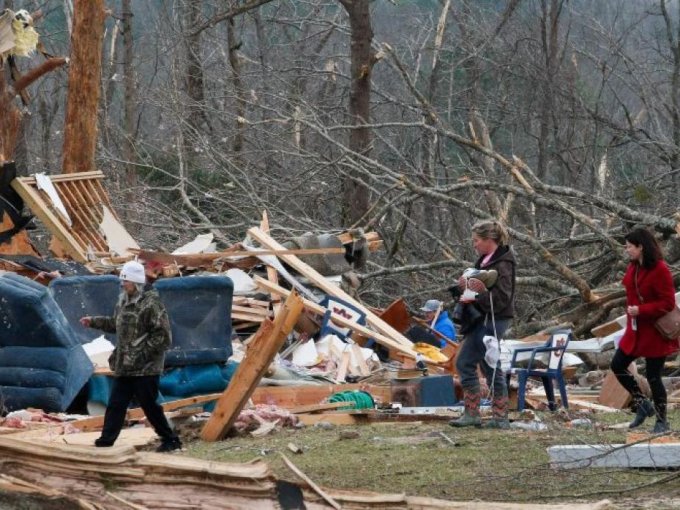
318, 295, 366, 341
506, 330, 572, 411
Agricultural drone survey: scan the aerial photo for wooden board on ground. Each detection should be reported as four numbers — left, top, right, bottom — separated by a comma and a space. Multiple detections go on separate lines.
251, 383, 392, 408
627, 431, 680, 444
568, 399, 620, 413
9, 426, 157, 447
201, 291, 304, 441
289, 402, 356, 414
597, 369, 651, 409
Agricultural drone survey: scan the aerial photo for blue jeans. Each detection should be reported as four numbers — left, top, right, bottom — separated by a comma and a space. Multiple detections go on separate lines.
455, 317, 511, 397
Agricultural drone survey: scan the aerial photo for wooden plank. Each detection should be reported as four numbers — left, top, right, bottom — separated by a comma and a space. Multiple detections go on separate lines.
11, 178, 88, 262
251, 383, 392, 408
597, 367, 650, 409
568, 399, 620, 413
591, 319, 624, 338
18, 171, 105, 184
289, 401, 356, 414
254, 276, 420, 360
352, 343, 370, 376
248, 227, 413, 348
336, 351, 351, 382
377, 298, 411, 334
231, 305, 271, 316
627, 432, 680, 444
231, 312, 266, 322
201, 291, 304, 441
296, 413, 364, 426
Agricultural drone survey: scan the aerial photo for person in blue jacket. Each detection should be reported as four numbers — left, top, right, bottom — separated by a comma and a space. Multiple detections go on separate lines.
420, 299, 456, 347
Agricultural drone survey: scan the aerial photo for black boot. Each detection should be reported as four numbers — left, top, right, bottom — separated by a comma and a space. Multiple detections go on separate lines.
156, 436, 182, 453
629, 398, 654, 429
651, 401, 670, 434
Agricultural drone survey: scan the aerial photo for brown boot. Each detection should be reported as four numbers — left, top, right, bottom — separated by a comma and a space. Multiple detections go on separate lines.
483, 395, 510, 429
449, 388, 482, 427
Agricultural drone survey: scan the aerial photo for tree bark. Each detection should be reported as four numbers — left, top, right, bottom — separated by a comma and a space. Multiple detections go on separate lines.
339, 0, 373, 227
62, 0, 106, 173
122, 0, 136, 187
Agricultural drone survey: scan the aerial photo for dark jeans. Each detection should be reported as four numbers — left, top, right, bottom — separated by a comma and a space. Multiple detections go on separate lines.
455, 317, 511, 398
610, 349, 666, 417
99, 375, 177, 445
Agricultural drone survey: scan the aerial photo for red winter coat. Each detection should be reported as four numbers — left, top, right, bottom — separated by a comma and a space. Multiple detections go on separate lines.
619, 260, 679, 358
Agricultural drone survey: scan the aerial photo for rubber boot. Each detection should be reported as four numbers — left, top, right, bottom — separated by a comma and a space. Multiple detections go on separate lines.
449, 388, 482, 428
483, 395, 510, 429
629, 398, 655, 429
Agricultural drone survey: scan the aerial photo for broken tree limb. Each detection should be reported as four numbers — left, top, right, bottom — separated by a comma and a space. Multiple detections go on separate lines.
248, 226, 413, 347
201, 290, 304, 441
254, 276, 421, 360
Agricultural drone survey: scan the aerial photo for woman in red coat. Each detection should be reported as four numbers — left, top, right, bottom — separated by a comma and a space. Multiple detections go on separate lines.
611, 228, 678, 433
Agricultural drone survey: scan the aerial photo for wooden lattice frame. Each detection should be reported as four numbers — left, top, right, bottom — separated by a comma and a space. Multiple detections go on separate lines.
11, 171, 124, 263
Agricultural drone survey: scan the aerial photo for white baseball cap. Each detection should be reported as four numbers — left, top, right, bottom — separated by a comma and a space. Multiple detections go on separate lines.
119, 261, 146, 284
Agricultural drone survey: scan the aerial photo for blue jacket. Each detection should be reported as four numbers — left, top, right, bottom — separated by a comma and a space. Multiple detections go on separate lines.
433, 311, 456, 347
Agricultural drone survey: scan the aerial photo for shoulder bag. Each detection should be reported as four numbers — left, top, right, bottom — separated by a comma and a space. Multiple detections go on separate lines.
634, 265, 680, 341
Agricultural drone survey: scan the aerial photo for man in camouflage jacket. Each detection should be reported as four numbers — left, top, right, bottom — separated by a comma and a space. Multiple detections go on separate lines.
81, 261, 181, 452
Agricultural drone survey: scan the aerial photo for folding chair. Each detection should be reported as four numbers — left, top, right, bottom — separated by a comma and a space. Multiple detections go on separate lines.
506, 330, 572, 411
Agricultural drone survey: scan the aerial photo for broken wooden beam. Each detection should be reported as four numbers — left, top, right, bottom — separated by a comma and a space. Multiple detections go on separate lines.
201, 290, 304, 441
248, 227, 413, 348
254, 276, 420, 360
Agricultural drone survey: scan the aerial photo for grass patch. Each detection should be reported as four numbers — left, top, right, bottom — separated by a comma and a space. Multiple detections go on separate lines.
182, 409, 680, 505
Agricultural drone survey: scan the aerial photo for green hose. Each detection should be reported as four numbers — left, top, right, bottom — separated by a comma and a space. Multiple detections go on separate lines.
328, 390, 375, 410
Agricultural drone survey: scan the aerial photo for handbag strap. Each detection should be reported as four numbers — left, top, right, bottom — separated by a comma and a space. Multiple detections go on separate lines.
634, 264, 644, 304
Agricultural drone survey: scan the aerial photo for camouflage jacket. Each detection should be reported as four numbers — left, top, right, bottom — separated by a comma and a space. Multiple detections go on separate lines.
90, 289, 171, 376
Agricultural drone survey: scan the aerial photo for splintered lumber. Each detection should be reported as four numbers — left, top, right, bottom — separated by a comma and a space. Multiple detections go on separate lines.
591, 318, 625, 338
254, 276, 420, 360
0, 436, 278, 508
201, 291, 304, 441
70, 393, 223, 432
337, 230, 383, 252
248, 227, 412, 348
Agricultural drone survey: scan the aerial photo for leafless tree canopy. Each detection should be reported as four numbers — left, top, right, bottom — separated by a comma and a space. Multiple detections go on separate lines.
7, 0, 680, 336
